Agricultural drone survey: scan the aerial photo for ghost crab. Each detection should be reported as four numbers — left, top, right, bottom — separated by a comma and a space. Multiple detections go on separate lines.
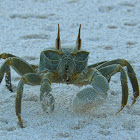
0, 25, 139, 128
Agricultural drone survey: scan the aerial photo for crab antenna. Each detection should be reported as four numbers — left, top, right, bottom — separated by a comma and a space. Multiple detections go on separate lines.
76, 24, 82, 50
55, 24, 61, 50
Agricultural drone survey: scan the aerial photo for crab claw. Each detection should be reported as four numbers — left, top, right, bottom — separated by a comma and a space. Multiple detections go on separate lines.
40, 93, 55, 113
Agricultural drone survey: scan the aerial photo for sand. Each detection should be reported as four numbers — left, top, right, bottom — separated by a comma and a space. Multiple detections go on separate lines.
0, 0, 140, 139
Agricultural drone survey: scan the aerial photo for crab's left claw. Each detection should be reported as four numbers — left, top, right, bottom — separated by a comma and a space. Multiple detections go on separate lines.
73, 69, 109, 112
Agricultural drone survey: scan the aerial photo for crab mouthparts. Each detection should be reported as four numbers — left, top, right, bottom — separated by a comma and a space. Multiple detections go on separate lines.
65, 64, 70, 83
65, 65, 69, 72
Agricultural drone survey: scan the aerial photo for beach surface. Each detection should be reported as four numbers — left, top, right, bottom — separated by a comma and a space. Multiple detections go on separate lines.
0, 0, 140, 139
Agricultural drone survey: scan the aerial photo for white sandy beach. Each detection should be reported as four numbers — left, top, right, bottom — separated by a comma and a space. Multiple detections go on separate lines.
0, 0, 140, 139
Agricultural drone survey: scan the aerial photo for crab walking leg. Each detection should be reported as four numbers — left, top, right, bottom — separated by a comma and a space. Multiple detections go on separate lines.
96, 59, 139, 106
16, 78, 24, 128
87, 61, 111, 83
87, 61, 107, 70
16, 73, 41, 128
126, 62, 139, 105
5, 65, 13, 91
0, 56, 14, 91
98, 64, 128, 113
30, 64, 38, 70
0, 53, 16, 59
73, 69, 109, 112
0, 53, 38, 71
0, 57, 36, 91
0, 61, 13, 91
40, 73, 55, 112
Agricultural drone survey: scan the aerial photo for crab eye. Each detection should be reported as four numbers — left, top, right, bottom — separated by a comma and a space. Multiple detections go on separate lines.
44, 51, 61, 61
73, 51, 89, 62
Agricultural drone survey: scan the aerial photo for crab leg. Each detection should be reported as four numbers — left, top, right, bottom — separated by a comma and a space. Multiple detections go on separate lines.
0, 53, 16, 59
0, 55, 17, 91
16, 78, 24, 128
0, 53, 38, 70
88, 61, 107, 70
98, 64, 128, 113
0, 61, 13, 91
0, 53, 14, 90
16, 73, 41, 128
0, 57, 36, 91
5, 64, 13, 91
96, 59, 139, 106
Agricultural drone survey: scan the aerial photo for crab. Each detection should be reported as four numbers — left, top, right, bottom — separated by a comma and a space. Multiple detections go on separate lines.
0, 25, 139, 128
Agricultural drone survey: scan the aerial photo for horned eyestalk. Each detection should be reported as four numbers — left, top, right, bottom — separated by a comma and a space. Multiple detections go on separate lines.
55, 24, 61, 50
73, 24, 82, 54
76, 24, 81, 50
55, 24, 64, 54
